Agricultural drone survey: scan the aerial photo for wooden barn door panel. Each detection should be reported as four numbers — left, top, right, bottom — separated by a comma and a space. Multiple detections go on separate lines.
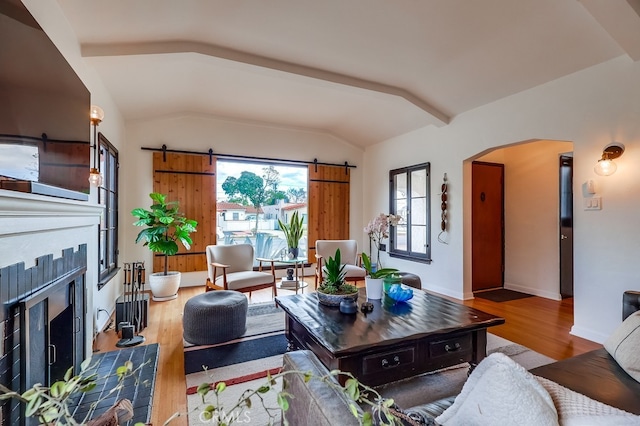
307, 164, 351, 261
152, 152, 216, 273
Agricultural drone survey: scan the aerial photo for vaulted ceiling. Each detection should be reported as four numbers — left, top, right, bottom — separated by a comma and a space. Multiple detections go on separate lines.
56, 0, 640, 147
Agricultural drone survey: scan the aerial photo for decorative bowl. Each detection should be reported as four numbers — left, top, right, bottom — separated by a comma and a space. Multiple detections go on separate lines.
386, 284, 413, 303
317, 291, 359, 307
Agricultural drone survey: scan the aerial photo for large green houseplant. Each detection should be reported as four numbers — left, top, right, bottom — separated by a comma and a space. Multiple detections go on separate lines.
317, 248, 359, 307
278, 210, 304, 258
132, 192, 197, 301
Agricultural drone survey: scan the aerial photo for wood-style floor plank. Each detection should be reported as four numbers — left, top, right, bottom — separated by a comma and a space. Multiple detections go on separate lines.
94, 281, 601, 425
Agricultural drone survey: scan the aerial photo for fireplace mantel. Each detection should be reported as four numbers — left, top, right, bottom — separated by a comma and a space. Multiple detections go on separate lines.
0, 189, 103, 269
0, 189, 103, 236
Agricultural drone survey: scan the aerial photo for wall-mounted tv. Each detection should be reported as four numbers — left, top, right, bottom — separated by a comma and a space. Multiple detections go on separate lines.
0, 0, 90, 200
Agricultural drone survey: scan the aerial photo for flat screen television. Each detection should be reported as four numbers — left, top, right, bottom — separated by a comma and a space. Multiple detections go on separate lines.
0, 0, 91, 200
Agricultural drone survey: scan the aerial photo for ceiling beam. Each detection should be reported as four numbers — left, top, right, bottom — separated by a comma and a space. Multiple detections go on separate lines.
81, 40, 450, 127
579, 0, 640, 61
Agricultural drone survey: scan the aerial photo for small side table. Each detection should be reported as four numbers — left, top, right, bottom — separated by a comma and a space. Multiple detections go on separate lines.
276, 257, 308, 294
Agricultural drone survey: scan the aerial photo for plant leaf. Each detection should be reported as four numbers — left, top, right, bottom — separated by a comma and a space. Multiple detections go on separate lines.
197, 383, 211, 397
277, 392, 289, 411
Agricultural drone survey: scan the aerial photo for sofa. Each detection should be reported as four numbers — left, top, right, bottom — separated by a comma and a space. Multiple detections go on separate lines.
282, 291, 640, 425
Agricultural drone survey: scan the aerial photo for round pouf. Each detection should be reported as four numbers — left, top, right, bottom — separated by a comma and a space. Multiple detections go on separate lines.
398, 272, 422, 289
183, 291, 248, 345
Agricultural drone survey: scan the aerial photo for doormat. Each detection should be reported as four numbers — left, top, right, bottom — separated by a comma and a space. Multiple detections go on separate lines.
475, 289, 534, 302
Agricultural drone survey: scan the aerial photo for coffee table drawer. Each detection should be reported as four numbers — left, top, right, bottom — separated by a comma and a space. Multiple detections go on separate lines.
429, 333, 472, 361
362, 346, 416, 375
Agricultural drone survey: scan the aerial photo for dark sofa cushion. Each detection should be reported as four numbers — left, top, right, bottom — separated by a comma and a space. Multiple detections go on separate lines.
530, 348, 640, 415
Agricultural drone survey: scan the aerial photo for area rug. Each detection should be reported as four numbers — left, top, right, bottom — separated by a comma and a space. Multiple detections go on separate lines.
183, 301, 286, 374
184, 302, 287, 424
475, 288, 534, 302
184, 330, 555, 425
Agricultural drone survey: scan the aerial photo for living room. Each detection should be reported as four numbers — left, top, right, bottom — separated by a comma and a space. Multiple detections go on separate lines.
1, 0, 640, 424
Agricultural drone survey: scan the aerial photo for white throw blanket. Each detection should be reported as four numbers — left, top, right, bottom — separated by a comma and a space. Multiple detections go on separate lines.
436, 353, 640, 426
536, 376, 640, 426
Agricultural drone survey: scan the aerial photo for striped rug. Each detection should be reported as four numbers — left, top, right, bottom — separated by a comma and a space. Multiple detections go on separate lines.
184, 302, 287, 425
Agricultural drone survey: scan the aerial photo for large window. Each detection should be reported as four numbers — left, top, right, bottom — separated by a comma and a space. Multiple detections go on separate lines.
217, 160, 309, 263
389, 162, 431, 263
97, 133, 119, 288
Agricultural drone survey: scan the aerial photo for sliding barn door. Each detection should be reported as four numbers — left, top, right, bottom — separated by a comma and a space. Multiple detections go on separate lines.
152, 152, 216, 273
307, 164, 351, 261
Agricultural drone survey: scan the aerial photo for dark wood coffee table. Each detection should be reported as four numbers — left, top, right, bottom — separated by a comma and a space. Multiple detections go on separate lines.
275, 287, 505, 386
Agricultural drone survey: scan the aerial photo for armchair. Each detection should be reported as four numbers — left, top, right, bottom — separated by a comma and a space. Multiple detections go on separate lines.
205, 244, 277, 297
314, 239, 366, 288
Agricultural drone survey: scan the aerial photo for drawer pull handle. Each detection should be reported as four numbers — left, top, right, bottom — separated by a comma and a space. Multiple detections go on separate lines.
445, 343, 461, 352
381, 355, 401, 369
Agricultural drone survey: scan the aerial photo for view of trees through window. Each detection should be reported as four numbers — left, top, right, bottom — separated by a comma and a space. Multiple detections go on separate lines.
217, 160, 308, 263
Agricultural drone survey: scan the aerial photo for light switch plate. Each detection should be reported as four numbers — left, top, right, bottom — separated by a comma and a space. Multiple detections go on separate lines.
584, 197, 602, 210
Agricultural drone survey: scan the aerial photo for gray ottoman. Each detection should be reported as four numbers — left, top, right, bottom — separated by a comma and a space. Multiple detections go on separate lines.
183, 290, 248, 345
398, 272, 422, 289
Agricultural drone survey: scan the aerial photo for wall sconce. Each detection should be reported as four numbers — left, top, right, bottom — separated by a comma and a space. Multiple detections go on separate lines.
594, 142, 624, 176
88, 105, 104, 187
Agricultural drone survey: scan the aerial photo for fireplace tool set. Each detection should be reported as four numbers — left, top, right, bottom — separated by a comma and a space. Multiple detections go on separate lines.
116, 261, 146, 347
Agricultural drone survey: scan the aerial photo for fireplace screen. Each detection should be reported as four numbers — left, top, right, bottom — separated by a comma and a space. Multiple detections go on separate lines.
0, 246, 86, 425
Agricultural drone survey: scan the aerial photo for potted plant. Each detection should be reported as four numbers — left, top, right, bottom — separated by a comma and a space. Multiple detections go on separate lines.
317, 248, 359, 307
132, 192, 198, 301
361, 252, 398, 300
278, 210, 304, 259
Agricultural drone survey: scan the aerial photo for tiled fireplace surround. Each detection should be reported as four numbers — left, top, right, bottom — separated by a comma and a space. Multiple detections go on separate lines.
0, 190, 102, 424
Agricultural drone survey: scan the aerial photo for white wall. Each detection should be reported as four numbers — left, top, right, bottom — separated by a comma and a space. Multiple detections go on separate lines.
121, 114, 365, 286
367, 56, 640, 343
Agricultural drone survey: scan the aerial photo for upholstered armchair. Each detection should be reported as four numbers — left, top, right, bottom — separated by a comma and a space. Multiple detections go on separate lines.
314, 239, 366, 288
205, 244, 277, 297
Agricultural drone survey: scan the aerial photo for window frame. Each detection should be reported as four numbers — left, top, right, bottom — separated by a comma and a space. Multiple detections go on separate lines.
97, 132, 119, 288
388, 162, 432, 263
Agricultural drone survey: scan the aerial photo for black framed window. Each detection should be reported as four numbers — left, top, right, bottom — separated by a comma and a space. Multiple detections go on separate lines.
97, 133, 119, 288
389, 162, 431, 263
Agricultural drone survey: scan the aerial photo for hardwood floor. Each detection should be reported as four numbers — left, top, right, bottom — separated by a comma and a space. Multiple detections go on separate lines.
94, 281, 602, 425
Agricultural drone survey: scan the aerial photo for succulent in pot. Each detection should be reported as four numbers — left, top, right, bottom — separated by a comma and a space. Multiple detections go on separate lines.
317, 248, 358, 307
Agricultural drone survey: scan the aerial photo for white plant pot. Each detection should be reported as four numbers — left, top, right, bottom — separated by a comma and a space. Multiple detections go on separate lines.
365, 276, 384, 300
148, 271, 181, 301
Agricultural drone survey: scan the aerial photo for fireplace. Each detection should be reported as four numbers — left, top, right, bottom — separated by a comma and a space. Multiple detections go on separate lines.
0, 246, 87, 426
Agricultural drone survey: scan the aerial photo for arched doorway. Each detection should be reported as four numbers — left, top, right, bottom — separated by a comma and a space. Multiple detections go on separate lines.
463, 139, 574, 300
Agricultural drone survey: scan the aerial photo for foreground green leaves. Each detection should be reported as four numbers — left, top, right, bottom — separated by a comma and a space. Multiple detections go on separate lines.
0, 358, 152, 425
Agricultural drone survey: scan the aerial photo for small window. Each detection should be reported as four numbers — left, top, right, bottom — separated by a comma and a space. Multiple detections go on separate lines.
97, 133, 119, 288
389, 163, 431, 263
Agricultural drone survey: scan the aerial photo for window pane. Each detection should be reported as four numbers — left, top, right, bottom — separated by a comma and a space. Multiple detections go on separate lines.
217, 160, 309, 265
99, 230, 106, 273
395, 225, 408, 251
411, 225, 427, 254
411, 169, 427, 197
107, 229, 115, 268
394, 173, 407, 201
108, 154, 116, 188
396, 199, 407, 222
411, 197, 427, 225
